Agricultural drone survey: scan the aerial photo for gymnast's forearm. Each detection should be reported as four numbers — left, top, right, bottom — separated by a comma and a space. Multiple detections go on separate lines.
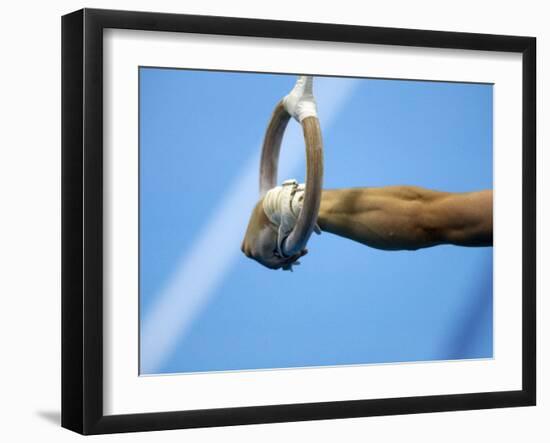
316, 186, 493, 250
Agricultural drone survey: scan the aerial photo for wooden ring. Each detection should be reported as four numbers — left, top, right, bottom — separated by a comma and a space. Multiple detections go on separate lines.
259, 100, 324, 257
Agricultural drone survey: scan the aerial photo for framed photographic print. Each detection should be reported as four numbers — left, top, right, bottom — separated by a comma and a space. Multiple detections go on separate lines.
61, 8, 536, 435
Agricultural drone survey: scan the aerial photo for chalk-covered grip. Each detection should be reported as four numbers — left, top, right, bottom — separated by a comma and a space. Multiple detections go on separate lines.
259, 76, 324, 259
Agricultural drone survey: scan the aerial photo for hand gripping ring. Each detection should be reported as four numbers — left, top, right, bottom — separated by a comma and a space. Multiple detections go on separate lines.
259, 76, 324, 258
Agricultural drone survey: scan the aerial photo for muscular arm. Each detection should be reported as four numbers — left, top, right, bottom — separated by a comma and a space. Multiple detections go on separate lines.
317, 186, 492, 250
241, 185, 492, 270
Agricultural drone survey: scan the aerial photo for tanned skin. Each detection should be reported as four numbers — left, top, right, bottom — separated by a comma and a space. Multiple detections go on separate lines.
241, 186, 493, 270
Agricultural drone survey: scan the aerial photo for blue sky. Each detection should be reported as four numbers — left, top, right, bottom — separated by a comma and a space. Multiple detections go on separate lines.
139, 67, 493, 375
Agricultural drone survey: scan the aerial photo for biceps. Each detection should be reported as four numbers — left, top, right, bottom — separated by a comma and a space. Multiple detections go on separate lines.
427, 190, 493, 246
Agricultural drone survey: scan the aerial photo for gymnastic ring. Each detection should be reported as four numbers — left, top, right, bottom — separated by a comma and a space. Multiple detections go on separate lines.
259, 96, 324, 258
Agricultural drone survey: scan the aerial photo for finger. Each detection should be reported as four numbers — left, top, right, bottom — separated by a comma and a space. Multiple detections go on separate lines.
286, 250, 307, 263
282, 253, 302, 266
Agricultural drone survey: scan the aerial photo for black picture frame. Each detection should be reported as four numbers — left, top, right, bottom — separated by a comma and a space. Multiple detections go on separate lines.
62, 8, 536, 435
